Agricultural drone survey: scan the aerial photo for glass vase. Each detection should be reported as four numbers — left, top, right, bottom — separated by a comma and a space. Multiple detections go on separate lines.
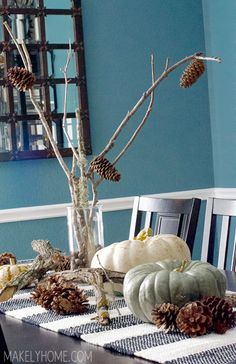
67, 205, 104, 269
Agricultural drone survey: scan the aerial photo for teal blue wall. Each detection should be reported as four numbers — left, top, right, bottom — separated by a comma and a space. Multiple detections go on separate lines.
202, 0, 236, 187
82, 0, 213, 200
202, 0, 236, 269
0, 0, 213, 259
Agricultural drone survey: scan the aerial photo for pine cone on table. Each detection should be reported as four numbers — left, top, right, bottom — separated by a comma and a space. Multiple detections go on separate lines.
201, 296, 236, 334
180, 58, 205, 88
90, 156, 121, 182
54, 254, 71, 272
224, 293, 236, 308
7, 66, 35, 91
0, 252, 17, 265
176, 301, 213, 336
151, 303, 179, 332
31, 275, 89, 315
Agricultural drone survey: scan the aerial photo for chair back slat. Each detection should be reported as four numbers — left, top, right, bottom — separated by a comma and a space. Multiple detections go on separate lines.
180, 214, 188, 240
129, 196, 201, 253
231, 231, 236, 271
218, 215, 230, 269
201, 197, 236, 271
129, 196, 141, 238
201, 198, 214, 262
144, 211, 153, 228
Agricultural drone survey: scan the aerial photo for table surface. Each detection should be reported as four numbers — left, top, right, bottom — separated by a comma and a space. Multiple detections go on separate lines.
0, 270, 236, 364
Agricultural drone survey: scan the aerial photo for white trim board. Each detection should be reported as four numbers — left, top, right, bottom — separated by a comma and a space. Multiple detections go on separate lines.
0, 188, 236, 224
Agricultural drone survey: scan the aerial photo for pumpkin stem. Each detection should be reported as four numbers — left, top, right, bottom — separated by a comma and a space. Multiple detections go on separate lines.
174, 260, 188, 272
9, 258, 15, 265
134, 227, 153, 241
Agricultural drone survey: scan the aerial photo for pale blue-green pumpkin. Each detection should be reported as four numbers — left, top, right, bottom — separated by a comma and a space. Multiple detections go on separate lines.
123, 260, 226, 323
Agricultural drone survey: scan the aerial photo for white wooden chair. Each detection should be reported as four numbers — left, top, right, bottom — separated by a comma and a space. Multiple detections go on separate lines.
201, 197, 236, 271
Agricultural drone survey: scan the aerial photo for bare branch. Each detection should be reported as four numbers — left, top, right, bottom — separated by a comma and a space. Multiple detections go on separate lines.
76, 109, 87, 170
90, 271, 110, 325
164, 57, 169, 71
98, 53, 221, 159
61, 43, 81, 164
71, 153, 77, 175
90, 176, 100, 208
96, 254, 121, 316
28, 89, 71, 179
49, 268, 125, 284
113, 54, 156, 165
75, 109, 89, 208
195, 55, 222, 63
3, 21, 28, 69
21, 40, 32, 72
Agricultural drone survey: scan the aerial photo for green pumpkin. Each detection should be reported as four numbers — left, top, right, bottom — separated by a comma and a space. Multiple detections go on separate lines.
123, 260, 226, 323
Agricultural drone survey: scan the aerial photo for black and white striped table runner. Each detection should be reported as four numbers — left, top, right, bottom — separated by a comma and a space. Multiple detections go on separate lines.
0, 286, 235, 364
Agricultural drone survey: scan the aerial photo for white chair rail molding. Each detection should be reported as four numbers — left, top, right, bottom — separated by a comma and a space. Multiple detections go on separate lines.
0, 188, 236, 223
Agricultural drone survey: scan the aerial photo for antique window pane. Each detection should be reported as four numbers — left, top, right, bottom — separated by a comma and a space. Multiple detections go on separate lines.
50, 84, 78, 114
0, 0, 91, 161
16, 119, 46, 151
42, 0, 71, 9
45, 16, 73, 44
0, 85, 8, 114
0, 122, 11, 151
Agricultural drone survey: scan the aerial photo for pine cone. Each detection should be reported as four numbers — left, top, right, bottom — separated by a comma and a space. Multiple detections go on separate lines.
176, 301, 213, 336
201, 296, 236, 334
90, 156, 121, 182
54, 255, 71, 272
152, 303, 179, 332
31, 275, 89, 315
180, 58, 205, 88
0, 252, 17, 266
7, 66, 35, 91
224, 294, 236, 308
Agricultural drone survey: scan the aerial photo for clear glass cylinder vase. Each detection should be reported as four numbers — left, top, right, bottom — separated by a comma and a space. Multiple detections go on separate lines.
67, 205, 104, 269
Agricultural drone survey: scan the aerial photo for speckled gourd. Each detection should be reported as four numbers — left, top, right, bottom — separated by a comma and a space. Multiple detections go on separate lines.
0, 264, 29, 289
123, 259, 226, 323
91, 234, 191, 273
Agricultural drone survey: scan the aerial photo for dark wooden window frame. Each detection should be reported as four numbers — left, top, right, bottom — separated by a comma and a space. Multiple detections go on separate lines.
0, 0, 91, 161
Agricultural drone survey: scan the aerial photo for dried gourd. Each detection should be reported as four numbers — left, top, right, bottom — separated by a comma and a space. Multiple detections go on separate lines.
0, 263, 29, 289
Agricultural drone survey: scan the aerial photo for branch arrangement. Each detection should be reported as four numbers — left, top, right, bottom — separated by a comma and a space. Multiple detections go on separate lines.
1, 22, 222, 325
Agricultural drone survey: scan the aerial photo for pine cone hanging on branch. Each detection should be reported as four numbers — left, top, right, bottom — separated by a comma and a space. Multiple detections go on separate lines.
176, 301, 213, 337
90, 156, 121, 182
7, 66, 35, 91
180, 57, 205, 88
0, 252, 17, 266
31, 275, 89, 315
152, 303, 179, 332
201, 296, 236, 334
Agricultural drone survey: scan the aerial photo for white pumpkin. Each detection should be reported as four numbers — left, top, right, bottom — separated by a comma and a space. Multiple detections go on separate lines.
91, 234, 191, 273
0, 264, 29, 289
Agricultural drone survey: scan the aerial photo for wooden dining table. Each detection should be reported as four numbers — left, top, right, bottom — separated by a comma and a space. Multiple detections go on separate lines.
0, 270, 236, 364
